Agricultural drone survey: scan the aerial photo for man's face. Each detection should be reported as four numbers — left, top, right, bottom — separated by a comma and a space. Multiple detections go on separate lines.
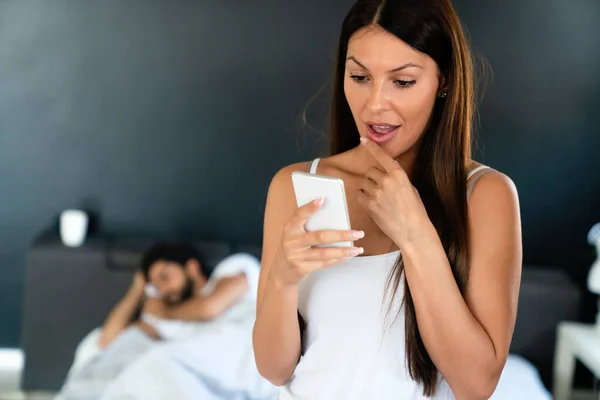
147, 261, 195, 304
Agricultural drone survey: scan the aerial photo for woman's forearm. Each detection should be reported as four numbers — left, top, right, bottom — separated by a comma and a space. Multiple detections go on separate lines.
253, 258, 302, 386
401, 231, 501, 399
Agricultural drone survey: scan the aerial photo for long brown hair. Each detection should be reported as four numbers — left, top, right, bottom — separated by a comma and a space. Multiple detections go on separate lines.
330, 0, 474, 396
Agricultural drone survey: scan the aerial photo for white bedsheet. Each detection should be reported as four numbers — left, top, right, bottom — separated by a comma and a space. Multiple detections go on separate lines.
54, 327, 158, 400
100, 322, 277, 400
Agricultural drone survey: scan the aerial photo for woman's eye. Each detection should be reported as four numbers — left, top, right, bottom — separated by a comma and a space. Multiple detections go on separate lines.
395, 80, 416, 89
350, 74, 369, 83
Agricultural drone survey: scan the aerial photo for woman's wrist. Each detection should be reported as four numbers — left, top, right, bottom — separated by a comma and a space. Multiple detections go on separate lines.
268, 248, 300, 292
395, 217, 440, 254
268, 268, 299, 294
262, 264, 299, 314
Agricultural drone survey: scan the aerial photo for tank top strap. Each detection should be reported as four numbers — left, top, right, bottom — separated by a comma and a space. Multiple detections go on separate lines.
467, 166, 495, 201
309, 158, 321, 174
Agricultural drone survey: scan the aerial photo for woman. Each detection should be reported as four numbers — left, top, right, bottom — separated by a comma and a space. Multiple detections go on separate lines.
253, 0, 522, 399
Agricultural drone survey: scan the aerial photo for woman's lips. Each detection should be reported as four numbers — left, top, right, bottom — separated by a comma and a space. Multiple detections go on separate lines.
366, 123, 400, 144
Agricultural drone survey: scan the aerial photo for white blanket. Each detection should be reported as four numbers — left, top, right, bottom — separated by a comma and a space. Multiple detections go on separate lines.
54, 327, 158, 400
55, 253, 277, 400
100, 254, 278, 399
100, 322, 277, 400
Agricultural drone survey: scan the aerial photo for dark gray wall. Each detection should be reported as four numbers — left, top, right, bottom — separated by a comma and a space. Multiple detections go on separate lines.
1, 0, 599, 347
454, 0, 600, 282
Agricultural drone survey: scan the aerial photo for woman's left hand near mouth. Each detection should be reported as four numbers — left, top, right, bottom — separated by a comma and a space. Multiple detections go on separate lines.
356, 137, 434, 248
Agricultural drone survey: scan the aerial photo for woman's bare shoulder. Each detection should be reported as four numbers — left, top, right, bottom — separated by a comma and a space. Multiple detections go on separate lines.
264, 161, 314, 214
467, 161, 513, 185
468, 165, 518, 211
268, 151, 357, 199
269, 161, 311, 190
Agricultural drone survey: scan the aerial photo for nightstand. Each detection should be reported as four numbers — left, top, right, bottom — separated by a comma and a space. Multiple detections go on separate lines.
554, 322, 600, 400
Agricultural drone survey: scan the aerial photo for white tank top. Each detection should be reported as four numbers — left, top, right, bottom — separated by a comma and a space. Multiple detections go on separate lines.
278, 159, 493, 400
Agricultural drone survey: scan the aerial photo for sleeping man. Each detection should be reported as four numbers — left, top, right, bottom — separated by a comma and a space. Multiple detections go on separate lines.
55, 242, 276, 400
101, 242, 256, 345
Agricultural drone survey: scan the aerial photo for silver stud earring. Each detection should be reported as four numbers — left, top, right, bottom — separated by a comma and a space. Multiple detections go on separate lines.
440, 92, 447, 98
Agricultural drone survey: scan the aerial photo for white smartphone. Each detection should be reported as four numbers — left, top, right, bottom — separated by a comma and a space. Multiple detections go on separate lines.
291, 171, 353, 248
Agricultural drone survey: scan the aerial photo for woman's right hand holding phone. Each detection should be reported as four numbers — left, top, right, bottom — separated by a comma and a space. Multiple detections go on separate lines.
270, 197, 365, 288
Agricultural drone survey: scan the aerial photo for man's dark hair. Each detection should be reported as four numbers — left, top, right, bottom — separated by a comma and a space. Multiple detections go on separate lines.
140, 242, 206, 280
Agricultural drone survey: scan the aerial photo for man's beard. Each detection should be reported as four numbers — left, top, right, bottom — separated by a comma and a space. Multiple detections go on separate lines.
178, 276, 195, 303
165, 276, 195, 305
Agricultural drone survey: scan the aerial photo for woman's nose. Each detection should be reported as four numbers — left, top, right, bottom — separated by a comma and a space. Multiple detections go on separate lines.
366, 81, 390, 114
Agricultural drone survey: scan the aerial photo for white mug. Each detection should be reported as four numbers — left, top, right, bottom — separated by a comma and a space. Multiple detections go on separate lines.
60, 210, 89, 247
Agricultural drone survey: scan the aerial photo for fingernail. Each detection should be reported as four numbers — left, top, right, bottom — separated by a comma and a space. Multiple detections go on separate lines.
360, 137, 369, 144
313, 197, 324, 206
350, 230, 365, 239
350, 247, 364, 256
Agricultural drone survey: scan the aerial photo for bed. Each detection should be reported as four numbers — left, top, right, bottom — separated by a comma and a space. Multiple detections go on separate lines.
21, 233, 581, 398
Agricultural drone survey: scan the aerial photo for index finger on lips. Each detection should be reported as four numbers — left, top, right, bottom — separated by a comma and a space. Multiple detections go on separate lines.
360, 137, 402, 173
